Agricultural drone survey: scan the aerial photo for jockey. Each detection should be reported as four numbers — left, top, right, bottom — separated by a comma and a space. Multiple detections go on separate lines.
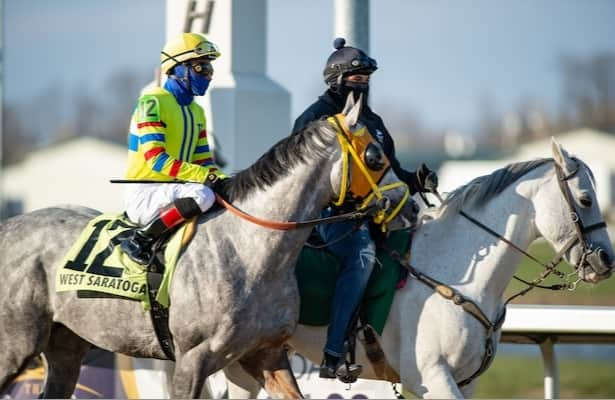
292, 38, 438, 380
120, 33, 226, 265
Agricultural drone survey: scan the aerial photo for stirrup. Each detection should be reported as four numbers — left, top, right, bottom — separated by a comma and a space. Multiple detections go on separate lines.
319, 355, 341, 379
120, 232, 154, 265
336, 362, 362, 384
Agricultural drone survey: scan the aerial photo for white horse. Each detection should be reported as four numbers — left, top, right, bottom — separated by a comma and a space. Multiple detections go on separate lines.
223, 140, 614, 398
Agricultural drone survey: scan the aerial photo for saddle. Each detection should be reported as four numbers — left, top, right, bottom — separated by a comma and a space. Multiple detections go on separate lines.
297, 229, 411, 334
296, 229, 412, 383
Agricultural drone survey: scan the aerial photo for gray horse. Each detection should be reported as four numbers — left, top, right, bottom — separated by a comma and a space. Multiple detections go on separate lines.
0, 97, 416, 398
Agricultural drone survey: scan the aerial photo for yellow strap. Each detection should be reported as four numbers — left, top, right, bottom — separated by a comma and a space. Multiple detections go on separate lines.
344, 135, 384, 200
332, 133, 350, 206
328, 114, 410, 231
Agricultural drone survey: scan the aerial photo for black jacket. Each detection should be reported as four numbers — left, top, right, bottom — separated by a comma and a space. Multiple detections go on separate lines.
292, 90, 420, 194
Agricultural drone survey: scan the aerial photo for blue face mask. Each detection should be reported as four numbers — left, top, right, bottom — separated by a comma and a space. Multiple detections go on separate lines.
189, 70, 211, 96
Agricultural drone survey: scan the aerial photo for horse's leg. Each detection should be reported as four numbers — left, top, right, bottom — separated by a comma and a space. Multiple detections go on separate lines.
239, 346, 303, 399
171, 342, 217, 398
39, 324, 91, 399
224, 361, 261, 399
0, 306, 50, 393
408, 363, 464, 399
0, 347, 40, 394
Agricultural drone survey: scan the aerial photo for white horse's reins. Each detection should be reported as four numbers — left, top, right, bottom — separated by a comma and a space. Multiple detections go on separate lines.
453, 158, 609, 300
386, 158, 610, 388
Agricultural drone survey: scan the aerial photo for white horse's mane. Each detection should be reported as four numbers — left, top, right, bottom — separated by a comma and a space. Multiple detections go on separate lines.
426, 158, 553, 219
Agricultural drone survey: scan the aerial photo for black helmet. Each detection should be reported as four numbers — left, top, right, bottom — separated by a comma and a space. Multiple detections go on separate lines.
323, 38, 378, 89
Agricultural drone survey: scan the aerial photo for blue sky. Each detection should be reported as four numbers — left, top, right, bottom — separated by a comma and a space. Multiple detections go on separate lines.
4, 0, 615, 135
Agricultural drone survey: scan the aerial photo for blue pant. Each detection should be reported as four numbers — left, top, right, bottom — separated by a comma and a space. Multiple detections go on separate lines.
317, 212, 376, 358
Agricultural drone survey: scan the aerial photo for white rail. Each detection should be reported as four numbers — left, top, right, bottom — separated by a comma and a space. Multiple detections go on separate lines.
500, 304, 615, 399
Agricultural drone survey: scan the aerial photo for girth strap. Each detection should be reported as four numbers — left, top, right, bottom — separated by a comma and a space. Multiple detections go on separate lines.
147, 271, 175, 361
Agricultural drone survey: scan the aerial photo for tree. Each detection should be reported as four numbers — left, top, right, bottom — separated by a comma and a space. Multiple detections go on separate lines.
2, 104, 35, 166
559, 53, 615, 133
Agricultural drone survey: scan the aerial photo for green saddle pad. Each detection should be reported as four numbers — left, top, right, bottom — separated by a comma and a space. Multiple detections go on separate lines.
296, 229, 411, 335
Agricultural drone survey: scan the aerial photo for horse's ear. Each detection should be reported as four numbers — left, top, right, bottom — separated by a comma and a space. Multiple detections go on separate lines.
345, 93, 363, 127
341, 93, 355, 116
551, 137, 570, 169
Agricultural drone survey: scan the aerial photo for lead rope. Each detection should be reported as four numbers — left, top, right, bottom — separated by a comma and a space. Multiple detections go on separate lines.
304, 220, 364, 249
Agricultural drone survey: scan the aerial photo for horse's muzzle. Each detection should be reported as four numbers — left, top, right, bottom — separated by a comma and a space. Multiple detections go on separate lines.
584, 247, 613, 281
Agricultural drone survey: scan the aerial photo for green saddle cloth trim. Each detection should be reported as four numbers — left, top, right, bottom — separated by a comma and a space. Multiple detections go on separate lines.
296, 229, 411, 335
55, 213, 186, 310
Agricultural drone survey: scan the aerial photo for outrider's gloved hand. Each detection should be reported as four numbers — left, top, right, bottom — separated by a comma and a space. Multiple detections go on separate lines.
204, 170, 228, 191
416, 163, 438, 193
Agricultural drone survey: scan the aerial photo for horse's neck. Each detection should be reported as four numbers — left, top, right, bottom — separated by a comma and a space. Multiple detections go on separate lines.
209, 156, 335, 274
236, 162, 333, 225
411, 182, 539, 317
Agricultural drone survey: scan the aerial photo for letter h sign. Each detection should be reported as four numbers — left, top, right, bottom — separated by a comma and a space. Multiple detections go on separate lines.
184, 0, 215, 34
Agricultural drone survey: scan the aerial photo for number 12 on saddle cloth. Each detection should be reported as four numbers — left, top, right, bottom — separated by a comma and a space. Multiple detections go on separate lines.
55, 214, 189, 310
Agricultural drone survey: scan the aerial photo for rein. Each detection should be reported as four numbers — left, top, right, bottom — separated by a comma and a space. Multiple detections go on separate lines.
213, 114, 410, 231
214, 193, 376, 231
112, 114, 410, 232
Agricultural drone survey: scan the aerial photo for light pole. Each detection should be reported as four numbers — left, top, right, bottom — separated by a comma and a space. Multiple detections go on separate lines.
334, 0, 370, 53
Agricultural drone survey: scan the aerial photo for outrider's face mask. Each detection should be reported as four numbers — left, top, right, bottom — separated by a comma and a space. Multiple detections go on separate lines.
338, 81, 369, 104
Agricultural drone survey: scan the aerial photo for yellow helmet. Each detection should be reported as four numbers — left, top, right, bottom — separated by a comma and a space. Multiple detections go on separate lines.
160, 33, 221, 74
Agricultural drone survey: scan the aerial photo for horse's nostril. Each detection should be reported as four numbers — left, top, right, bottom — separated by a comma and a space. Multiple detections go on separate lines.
598, 249, 610, 266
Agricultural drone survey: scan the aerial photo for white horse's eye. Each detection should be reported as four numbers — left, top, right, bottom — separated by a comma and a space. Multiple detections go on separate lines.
579, 193, 593, 208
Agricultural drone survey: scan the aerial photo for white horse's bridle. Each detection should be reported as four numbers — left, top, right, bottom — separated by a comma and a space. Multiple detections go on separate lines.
553, 158, 610, 277
385, 158, 612, 388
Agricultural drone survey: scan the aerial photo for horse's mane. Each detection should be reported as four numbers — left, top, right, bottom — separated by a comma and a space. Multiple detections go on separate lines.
434, 158, 553, 217
216, 119, 337, 202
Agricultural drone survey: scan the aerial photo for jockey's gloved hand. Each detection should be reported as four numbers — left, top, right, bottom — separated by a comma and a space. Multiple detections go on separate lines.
416, 163, 438, 193
204, 170, 228, 192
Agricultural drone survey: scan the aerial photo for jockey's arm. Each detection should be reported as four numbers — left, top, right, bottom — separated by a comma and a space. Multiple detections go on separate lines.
137, 122, 224, 183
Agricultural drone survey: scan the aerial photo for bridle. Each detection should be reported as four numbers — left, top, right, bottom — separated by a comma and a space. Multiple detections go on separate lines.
553, 158, 609, 275
215, 113, 410, 231
328, 114, 410, 231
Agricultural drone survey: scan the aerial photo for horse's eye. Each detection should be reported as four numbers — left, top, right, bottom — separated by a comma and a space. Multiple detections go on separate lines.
579, 194, 593, 208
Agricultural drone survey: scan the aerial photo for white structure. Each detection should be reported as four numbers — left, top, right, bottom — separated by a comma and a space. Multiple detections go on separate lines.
166, 0, 291, 172
501, 304, 615, 399
2, 137, 126, 215
439, 129, 615, 215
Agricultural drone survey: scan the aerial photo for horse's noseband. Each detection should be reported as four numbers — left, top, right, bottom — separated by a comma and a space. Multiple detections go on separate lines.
555, 159, 610, 276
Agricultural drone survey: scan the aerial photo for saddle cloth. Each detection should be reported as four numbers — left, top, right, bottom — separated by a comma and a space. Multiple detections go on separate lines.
296, 229, 412, 335
55, 213, 187, 310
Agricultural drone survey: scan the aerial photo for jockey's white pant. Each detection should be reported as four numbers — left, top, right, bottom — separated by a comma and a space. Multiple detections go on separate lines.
124, 183, 215, 226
